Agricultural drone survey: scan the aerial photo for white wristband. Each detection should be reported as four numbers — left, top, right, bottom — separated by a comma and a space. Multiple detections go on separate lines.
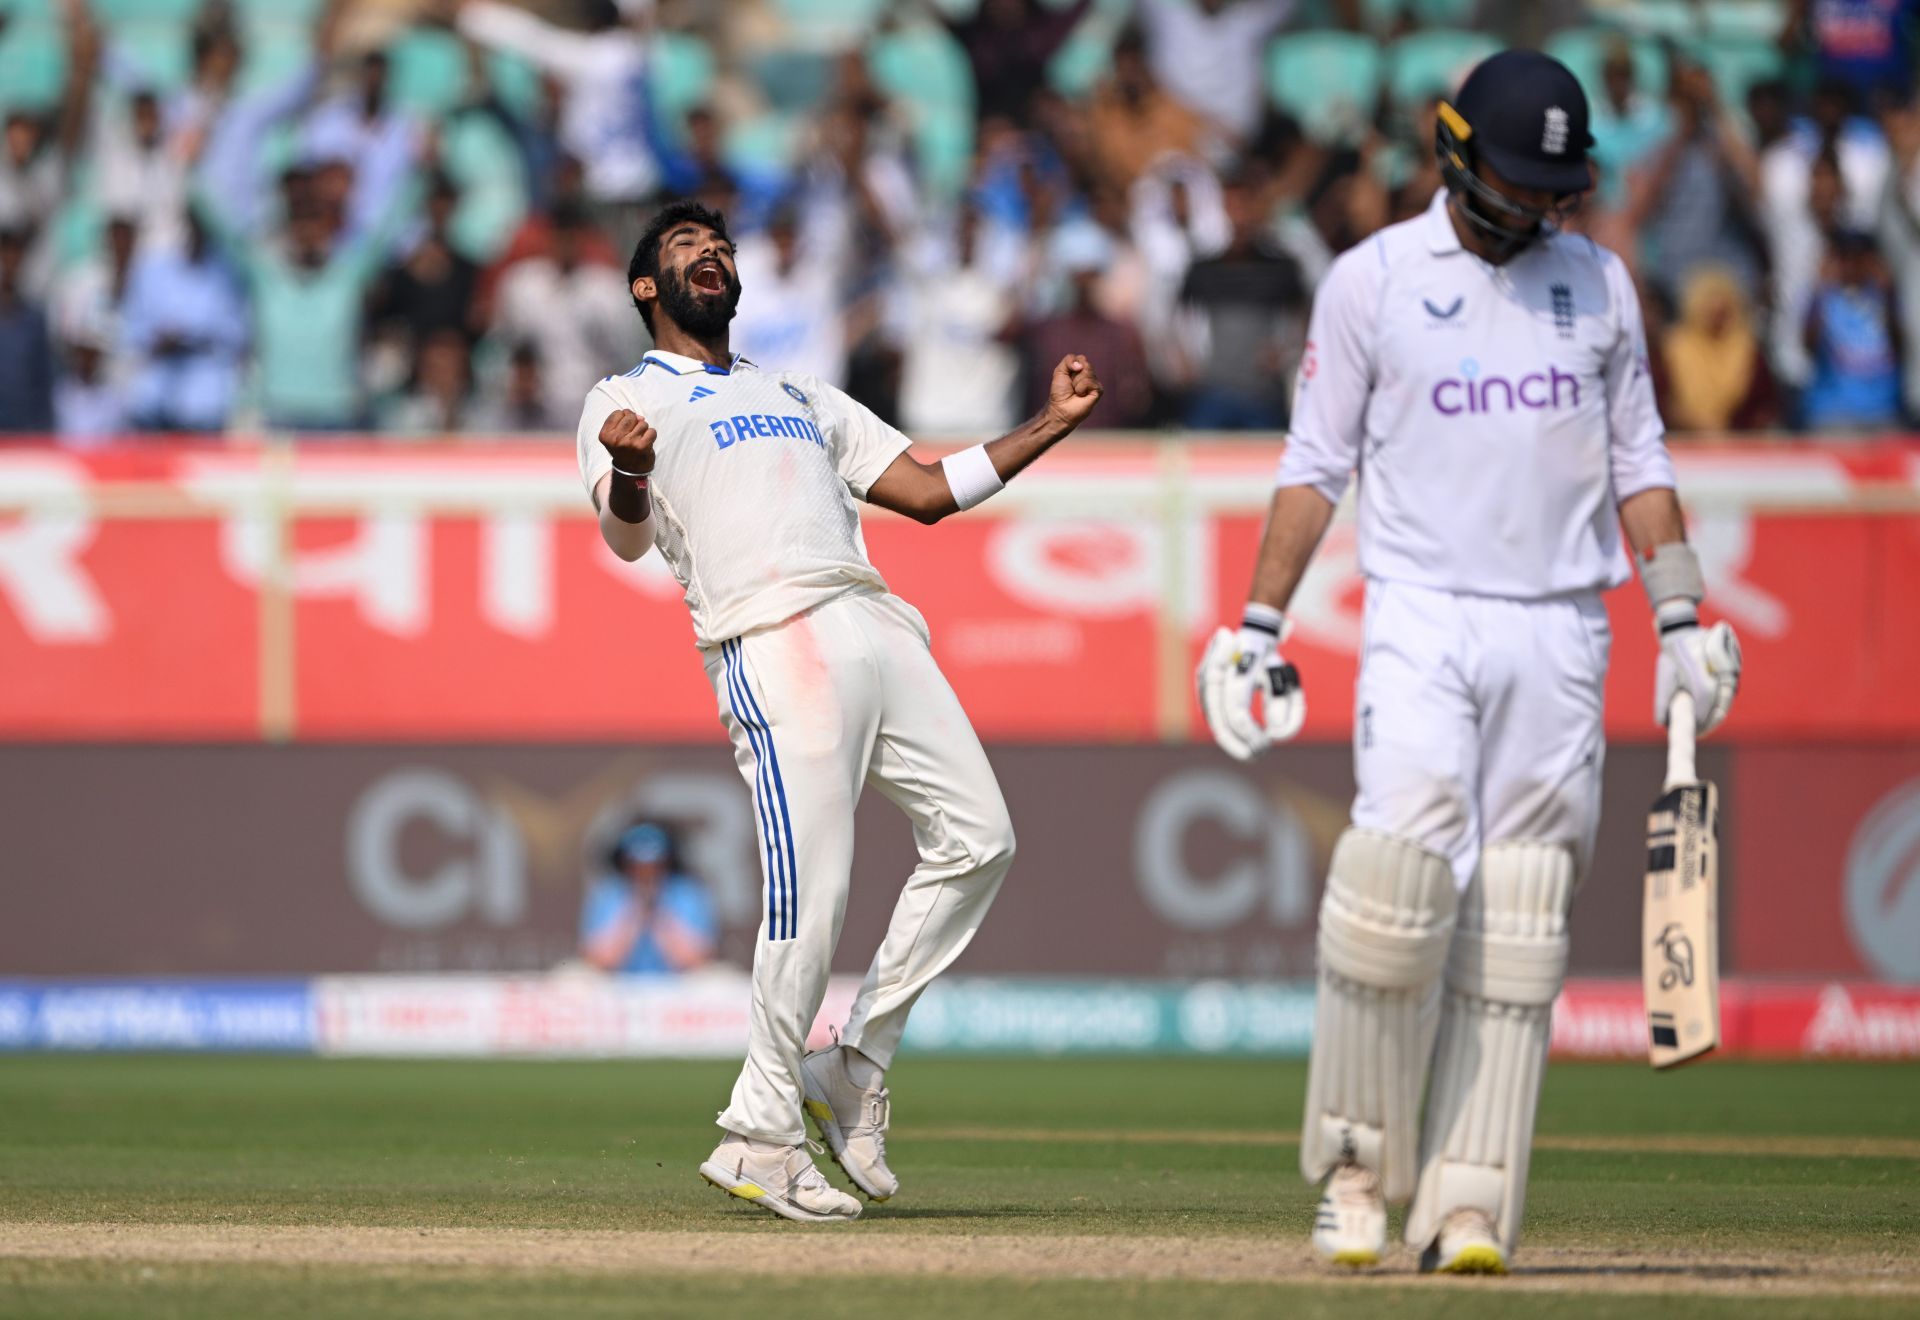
940, 444, 1005, 511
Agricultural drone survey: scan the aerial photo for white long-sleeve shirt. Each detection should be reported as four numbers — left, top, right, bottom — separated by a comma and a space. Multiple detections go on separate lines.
576, 350, 912, 647
457, 0, 657, 202
1139, 0, 1293, 142
1275, 191, 1675, 599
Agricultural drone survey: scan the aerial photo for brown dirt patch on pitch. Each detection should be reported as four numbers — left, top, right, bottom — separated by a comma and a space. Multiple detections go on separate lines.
1, 1222, 1915, 1299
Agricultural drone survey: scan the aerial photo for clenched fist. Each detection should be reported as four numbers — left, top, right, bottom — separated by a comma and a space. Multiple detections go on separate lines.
1045, 354, 1103, 430
599, 408, 658, 477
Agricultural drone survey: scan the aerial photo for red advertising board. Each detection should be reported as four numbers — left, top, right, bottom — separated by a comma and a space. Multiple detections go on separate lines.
1, 441, 1916, 742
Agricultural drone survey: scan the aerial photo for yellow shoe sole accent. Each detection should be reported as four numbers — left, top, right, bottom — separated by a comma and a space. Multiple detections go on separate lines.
1439, 1244, 1507, 1275
700, 1172, 766, 1202
1329, 1249, 1379, 1268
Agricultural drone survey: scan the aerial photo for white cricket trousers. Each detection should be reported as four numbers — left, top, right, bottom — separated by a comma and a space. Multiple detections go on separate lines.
1350, 578, 1611, 889
702, 589, 1015, 1145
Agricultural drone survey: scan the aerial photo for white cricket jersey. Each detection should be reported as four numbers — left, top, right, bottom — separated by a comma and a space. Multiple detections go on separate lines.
576, 349, 912, 648
1276, 191, 1676, 599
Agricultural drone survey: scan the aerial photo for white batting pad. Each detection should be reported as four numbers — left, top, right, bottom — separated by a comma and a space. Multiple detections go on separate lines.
1405, 839, 1575, 1255
1300, 829, 1458, 1202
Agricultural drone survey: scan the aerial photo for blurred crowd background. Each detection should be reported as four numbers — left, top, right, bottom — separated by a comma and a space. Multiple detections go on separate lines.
0, 0, 1912, 442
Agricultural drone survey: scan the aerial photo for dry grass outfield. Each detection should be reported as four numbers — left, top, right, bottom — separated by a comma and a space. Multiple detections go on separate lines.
4, 1222, 1918, 1301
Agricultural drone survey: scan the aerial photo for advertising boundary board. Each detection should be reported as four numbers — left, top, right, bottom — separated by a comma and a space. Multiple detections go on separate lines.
1, 976, 1915, 1060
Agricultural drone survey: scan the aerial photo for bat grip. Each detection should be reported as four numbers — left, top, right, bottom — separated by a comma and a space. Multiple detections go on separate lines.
1665, 690, 1697, 791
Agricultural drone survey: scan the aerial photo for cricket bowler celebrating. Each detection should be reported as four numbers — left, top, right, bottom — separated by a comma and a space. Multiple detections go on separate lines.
1196, 52, 1741, 1272
576, 200, 1103, 1222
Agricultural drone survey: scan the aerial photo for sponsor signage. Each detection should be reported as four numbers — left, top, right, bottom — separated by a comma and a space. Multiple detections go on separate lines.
0, 980, 313, 1051
0, 976, 1911, 1058
0, 743, 1708, 979
0, 443, 1914, 741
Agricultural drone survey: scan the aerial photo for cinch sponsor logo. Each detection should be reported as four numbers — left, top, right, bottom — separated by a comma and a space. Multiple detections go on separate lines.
710, 413, 824, 450
1431, 359, 1581, 415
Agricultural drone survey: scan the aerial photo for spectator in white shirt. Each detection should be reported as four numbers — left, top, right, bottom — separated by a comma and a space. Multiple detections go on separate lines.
491, 198, 640, 420
732, 209, 852, 388
456, 0, 659, 209
92, 88, 189, 256
896, 204, 1020, 437
53, 214, 138, 360
1138, 0, 1294, 146
53, 324, 127, 446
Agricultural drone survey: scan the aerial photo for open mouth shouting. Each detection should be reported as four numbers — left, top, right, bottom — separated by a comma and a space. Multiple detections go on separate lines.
689, 257, 727, 295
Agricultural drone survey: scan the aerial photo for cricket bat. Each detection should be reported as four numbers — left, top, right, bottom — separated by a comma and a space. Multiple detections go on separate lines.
1643, 689, 1720, 1069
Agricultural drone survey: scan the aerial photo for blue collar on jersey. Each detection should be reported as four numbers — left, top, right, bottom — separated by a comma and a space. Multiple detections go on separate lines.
633, 350, 754, 377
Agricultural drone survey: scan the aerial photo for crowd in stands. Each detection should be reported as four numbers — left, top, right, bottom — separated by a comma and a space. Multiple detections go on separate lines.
0, 0, 1914, 441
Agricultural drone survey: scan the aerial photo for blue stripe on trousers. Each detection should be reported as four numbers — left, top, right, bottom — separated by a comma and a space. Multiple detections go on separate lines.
723, 639, 786, 940
728, 636, 799, 941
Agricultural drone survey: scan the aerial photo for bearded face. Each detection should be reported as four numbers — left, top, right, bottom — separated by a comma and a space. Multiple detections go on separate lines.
655, 247, 741, 339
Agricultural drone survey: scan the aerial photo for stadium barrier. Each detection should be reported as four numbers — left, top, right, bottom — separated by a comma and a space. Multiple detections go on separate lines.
1, 975, 1915, 1060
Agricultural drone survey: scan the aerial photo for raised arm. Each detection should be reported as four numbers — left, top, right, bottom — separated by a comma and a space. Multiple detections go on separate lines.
457, 0, 609, 81
864, 354, 1104, 524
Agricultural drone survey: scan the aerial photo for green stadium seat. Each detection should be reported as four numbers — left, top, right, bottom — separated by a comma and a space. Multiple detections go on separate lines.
651, 31, 715, 127
1605, 0, 1701, 39
1046, 22, 1112, 98
1545, 26, 1671, 104
106, 16, 191, 91
1700, 0, 1786, 40
386, 26, 468, 118
439, 109, 526, 262
236, 26, 314, 97
1267, 31, 1383, 145
1408, 0, 1482, 25
1385, 29, 1501, 107
1691, 36, 1785, 107
231, 0, 326, 23
723, 111, 798, 176
751, 48, 832, 113
0, 17, 67, 113
775, 0, 887, 51
870, 23, 974, 199
89, 0, 198, 22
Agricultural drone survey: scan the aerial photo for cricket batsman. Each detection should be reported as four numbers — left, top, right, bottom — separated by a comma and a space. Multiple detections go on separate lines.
576, 200, 1103, 1222
1196, 51, 1742, 1272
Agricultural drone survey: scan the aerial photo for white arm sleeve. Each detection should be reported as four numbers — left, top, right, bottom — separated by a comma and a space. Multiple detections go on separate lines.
458, 0, 602, 79
809, 376, 914, 501
1274, 245, 1380, 503
1600, 249, 1677, 501
576, 380, 621, 500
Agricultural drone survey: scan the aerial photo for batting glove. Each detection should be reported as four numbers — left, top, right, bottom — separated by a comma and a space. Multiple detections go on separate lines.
1197, 605, 1305, 761
1654, 601, 1741, 736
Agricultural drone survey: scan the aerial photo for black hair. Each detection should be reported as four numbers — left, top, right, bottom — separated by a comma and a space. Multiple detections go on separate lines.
627, 198, 731, 334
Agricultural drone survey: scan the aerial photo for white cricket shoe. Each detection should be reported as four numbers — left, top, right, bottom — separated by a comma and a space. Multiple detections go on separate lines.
698, 1133, 862, 1223
801, 1043, 898, 1202
1311, 1161, 1387, 1267
1428, 1207, 1507, 1275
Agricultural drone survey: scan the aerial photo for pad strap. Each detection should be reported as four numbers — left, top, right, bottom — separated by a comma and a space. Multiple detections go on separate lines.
1300, 829, 1458, 1202
1406, 840, 1575, 1256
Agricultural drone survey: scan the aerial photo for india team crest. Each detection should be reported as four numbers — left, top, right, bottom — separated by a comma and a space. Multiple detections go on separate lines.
783, 383, 809, 405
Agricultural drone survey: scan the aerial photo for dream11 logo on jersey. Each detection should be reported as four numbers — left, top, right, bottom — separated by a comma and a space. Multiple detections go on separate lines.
1431, 358, 1581, 416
